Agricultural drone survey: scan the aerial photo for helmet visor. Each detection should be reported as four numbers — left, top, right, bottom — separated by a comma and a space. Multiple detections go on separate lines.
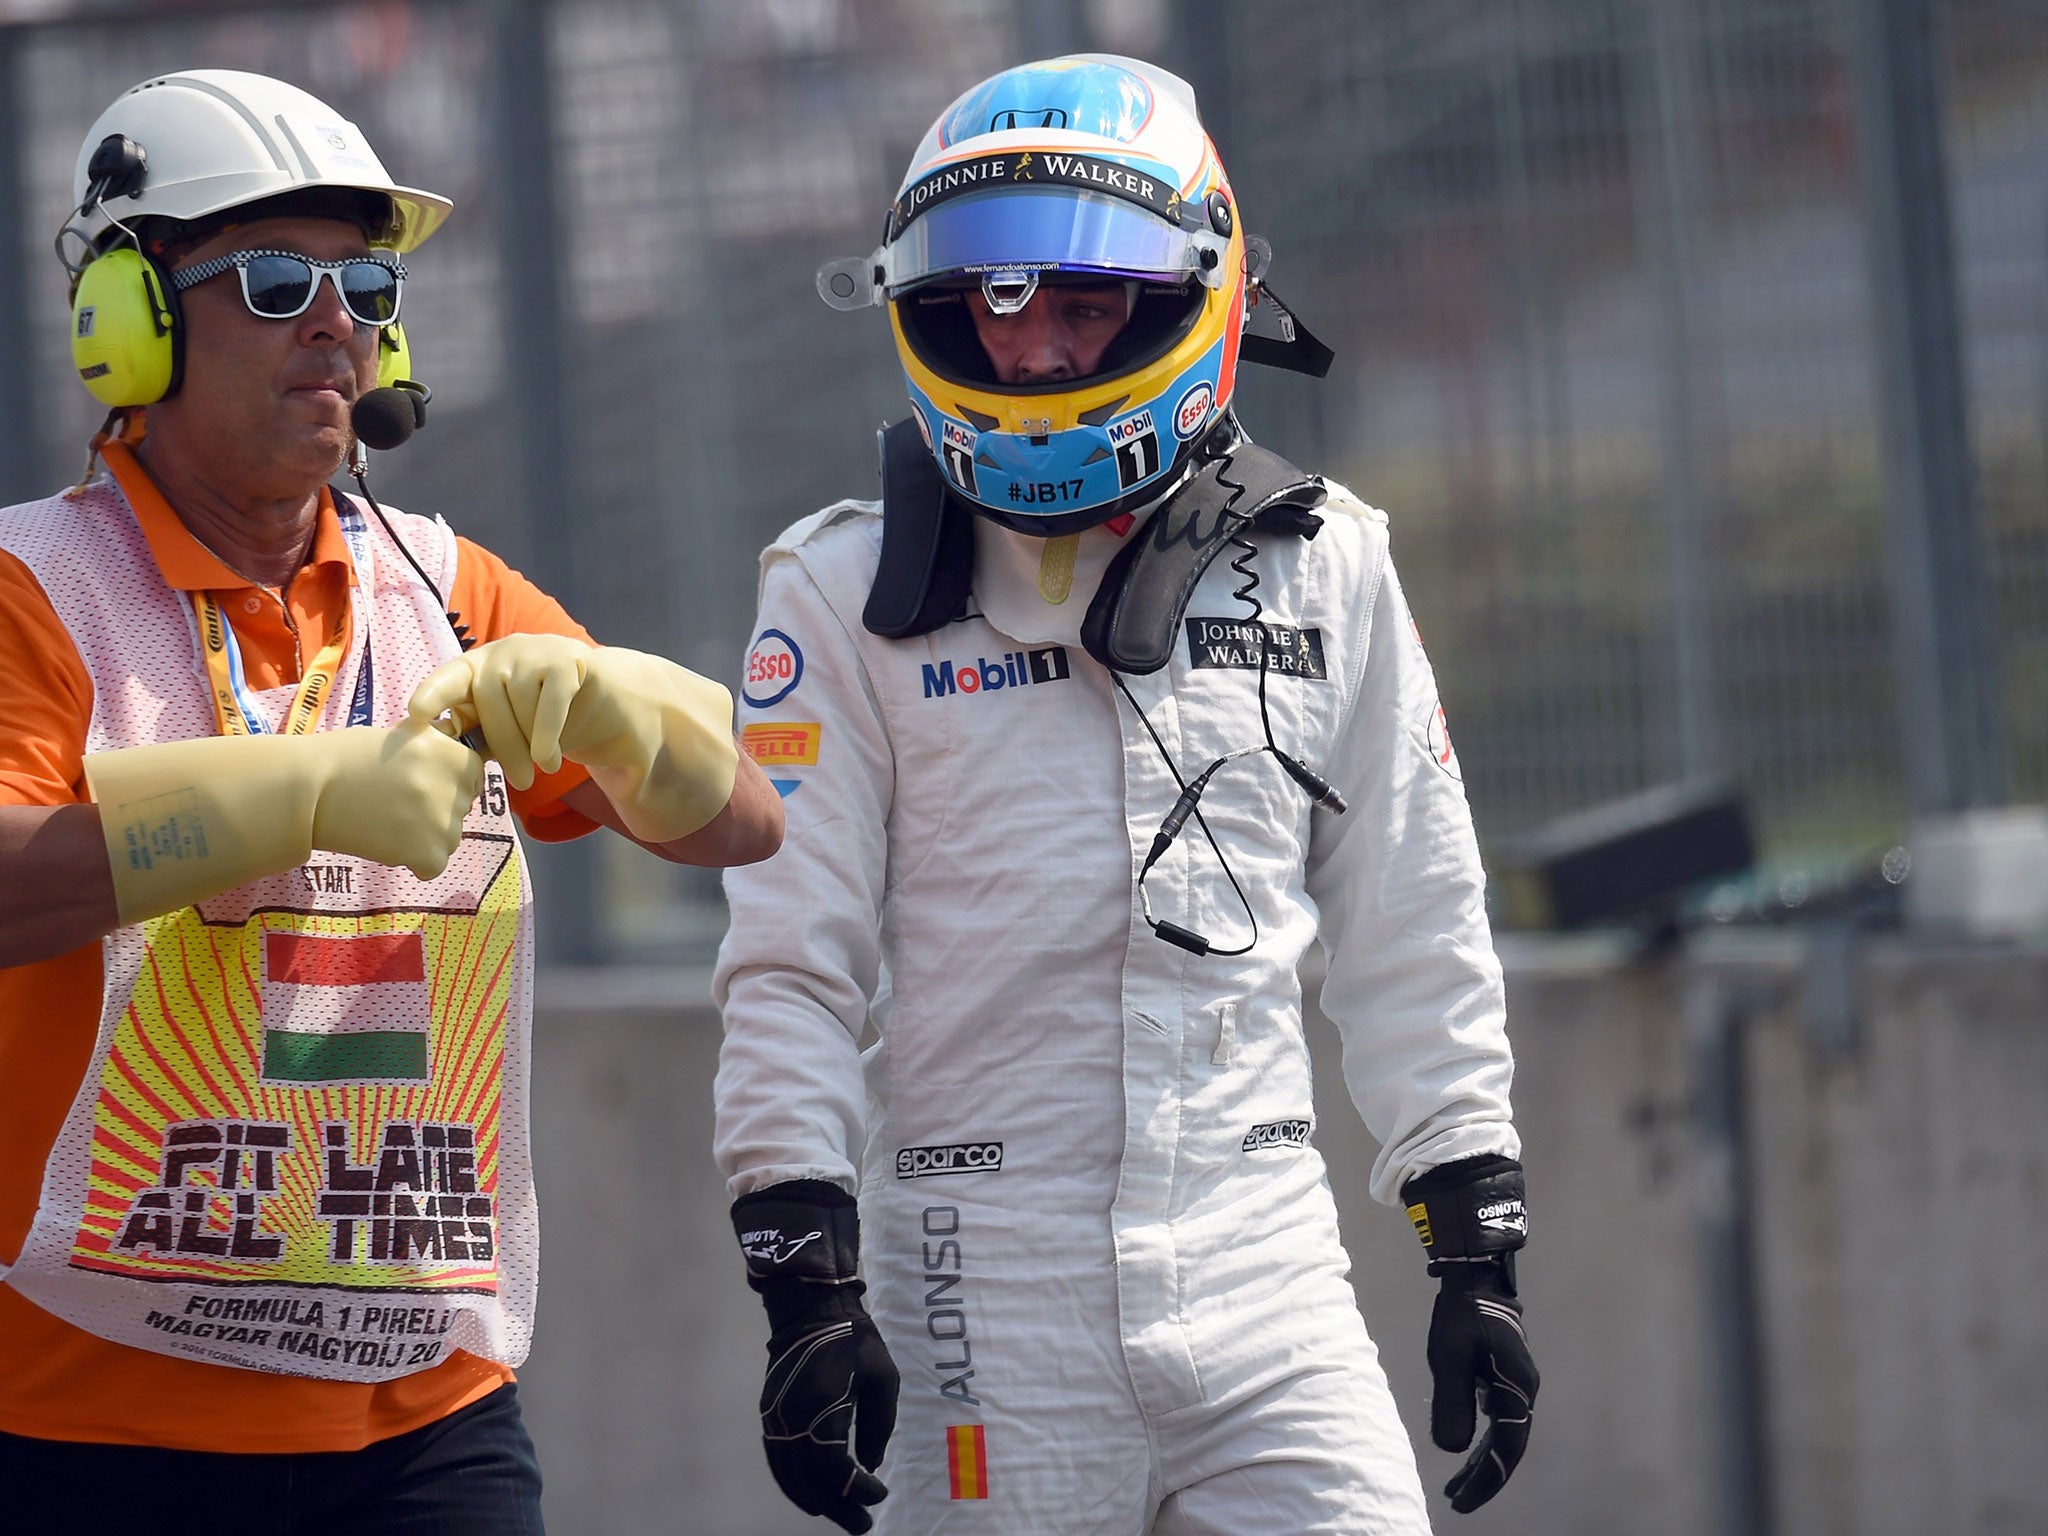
889, 186, 1211, 293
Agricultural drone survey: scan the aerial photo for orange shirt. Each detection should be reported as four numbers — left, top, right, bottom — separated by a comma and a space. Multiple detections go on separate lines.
0, 459, 598, 1451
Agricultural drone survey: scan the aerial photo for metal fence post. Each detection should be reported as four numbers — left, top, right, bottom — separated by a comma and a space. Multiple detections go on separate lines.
1016, 0, 1089, 58
649, 10, 753, 961
653, 16, 742, 685
1633, 0, 1725, 784
1168, 0, 1237, 164
1684, 958, 1778, 1536
1166, 1, 1336, 465
0, 24, 42, 505
492, 0, 600, 963
1846, 0, 2006, 812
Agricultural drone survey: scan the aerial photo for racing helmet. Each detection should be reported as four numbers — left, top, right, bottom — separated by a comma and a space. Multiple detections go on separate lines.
818, 55, 1250, 537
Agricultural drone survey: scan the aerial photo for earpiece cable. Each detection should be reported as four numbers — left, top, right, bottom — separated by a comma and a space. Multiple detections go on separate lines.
1227, 532, 1283, 757
348, 465, 475, 654
1112, 669, 1261, 957
1119, 523, 1349, 956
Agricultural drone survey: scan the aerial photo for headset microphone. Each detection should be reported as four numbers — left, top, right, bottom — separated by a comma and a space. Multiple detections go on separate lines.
350, 381, 430, 451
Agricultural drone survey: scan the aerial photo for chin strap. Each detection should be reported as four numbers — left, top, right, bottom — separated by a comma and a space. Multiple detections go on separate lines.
1239, 276, 1335, 378
1079, 423, 1327, 673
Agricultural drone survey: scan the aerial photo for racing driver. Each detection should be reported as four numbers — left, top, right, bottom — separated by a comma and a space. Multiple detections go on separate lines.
711, 53, 1538, 1535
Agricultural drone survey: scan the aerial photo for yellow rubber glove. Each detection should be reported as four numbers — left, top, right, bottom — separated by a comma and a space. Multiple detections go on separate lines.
409, 635, 739, 843
86, 721, 485, 925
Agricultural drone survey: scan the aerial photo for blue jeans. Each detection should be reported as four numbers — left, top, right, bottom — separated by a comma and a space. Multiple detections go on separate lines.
0, 1382, 545, 1536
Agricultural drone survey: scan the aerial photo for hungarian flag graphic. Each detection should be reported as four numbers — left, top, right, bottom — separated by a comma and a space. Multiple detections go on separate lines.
261, 930, 432, 1082
947, 1424, 989, 1500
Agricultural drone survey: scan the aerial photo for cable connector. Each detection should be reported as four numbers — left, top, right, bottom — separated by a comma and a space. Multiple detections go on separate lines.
1151, 921, 1211, 955
1277, 752, 1347, 814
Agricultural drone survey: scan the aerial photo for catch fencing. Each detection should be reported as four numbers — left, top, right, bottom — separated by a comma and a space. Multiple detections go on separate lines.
1, 0, 2042, 955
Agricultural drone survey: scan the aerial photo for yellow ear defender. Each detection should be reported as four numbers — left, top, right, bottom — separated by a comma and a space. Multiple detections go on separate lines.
353, 317, 431, 452
71, 243, 183, 407
72, 250, 413, 411
377, 317, 411, 390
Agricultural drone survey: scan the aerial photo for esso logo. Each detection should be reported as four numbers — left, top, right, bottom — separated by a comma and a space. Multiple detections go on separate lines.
1173, 380, 1215, 440
743, 628, 804, 709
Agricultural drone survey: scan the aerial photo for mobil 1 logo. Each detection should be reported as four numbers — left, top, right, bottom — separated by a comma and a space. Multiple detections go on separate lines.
921, 645, 1072, 700
940, 419, 977, 494
1109, 409, 1161, 489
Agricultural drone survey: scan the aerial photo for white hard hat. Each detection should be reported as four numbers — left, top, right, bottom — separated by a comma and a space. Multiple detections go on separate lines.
70, 68, 451, 253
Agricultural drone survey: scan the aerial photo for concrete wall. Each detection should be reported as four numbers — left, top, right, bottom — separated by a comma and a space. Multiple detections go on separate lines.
521, 968, 803, 1534
1744, 946, 2048, 1536
516, 937, 2048, 1536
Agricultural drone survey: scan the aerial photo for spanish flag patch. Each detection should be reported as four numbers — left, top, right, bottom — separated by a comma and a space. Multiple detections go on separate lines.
946, 1423, 989, 1500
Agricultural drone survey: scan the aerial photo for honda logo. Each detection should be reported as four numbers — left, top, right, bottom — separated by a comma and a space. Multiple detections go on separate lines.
991, 107, 1069, 131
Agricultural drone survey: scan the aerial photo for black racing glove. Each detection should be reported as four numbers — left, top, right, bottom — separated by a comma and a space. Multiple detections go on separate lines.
1401, 1154, 1539, 1514
731, 1180, 900, 1534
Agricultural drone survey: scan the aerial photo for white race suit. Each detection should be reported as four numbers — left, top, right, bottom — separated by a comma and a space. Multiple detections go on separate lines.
713, 481, 1519, 1535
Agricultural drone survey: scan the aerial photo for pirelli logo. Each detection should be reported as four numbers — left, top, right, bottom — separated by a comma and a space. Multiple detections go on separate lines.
740, 721, 821, 766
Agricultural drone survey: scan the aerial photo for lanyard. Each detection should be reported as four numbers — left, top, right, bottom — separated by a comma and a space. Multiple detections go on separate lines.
191, 587, 351, 737
102, 445, 370, 739
335, 500, 377, 728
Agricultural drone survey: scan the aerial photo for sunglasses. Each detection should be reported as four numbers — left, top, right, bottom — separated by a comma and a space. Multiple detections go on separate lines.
168, 249, 406, 327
